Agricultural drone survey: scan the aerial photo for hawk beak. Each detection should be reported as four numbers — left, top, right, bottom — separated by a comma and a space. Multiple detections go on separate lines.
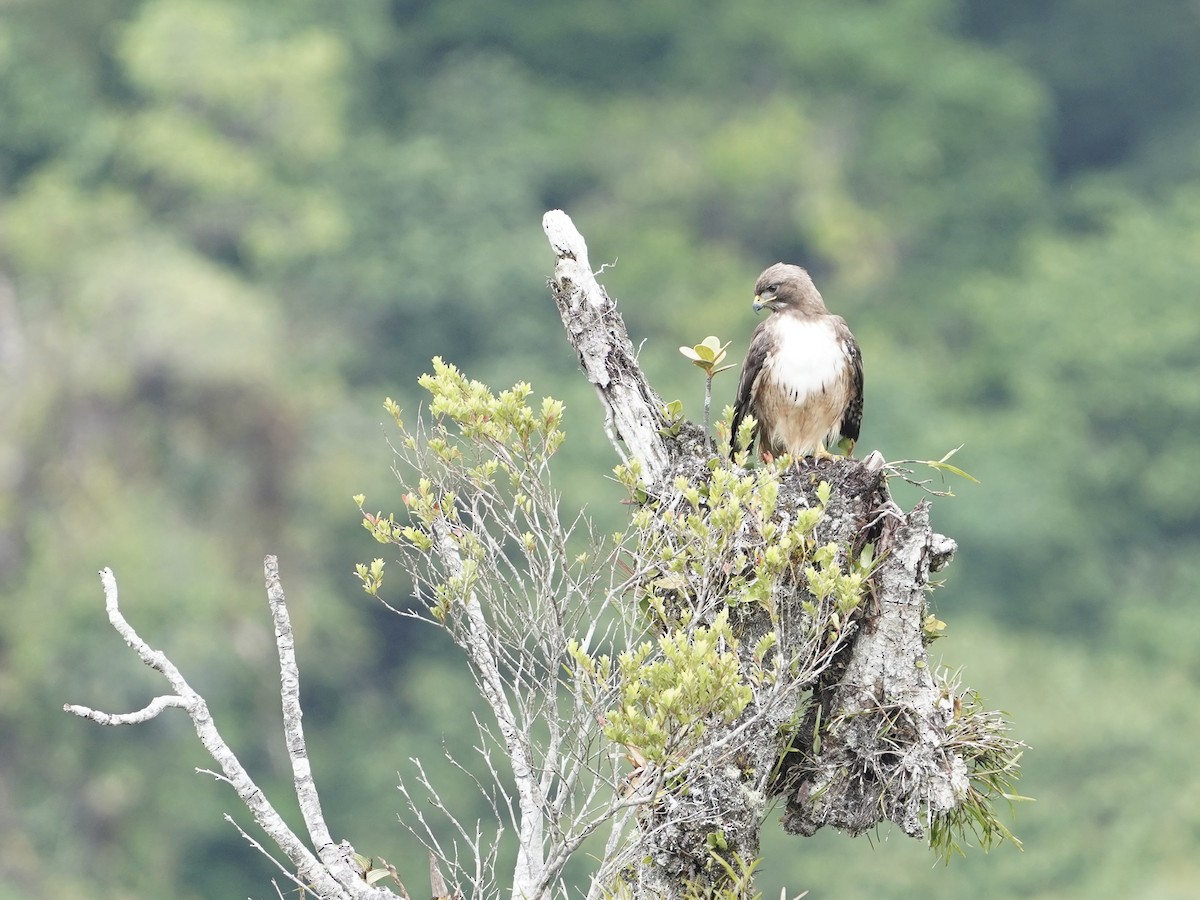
752, 294, 767, 314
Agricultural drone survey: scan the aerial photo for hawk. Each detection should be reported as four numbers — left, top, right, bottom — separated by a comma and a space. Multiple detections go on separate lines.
731, 263, 863, 461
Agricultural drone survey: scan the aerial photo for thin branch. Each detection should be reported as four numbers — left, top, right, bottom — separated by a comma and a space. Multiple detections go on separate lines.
225, 813, 309, 893
265, 557, 338, 859
64, 694, 187, 725
431, 519, 546, 900
197, 767, 235, 787
263, 555, 396, 898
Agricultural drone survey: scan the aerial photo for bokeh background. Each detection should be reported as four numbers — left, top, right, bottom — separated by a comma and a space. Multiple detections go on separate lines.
3, 1, 1200, 897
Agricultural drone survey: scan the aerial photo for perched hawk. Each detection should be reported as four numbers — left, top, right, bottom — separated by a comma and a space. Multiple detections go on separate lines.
731, 263, 863, 461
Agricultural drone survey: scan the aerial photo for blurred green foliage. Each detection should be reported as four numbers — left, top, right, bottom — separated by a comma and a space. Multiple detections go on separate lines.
1, 0, 1198, 896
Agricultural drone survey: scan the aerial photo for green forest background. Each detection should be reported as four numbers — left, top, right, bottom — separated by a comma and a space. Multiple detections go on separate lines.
2, 0, 1199, 897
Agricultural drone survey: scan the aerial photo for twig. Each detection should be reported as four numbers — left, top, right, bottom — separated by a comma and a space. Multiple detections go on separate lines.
703, 373, 714, 437
225, 813, 309, 892
64, 694, 187, 725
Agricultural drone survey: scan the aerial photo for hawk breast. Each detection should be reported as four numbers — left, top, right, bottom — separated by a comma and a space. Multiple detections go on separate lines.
755, 315, 856, 458
765, 316, 848, 400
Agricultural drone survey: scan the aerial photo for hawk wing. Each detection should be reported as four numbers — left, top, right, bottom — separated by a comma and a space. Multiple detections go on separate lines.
837, 320, 864, 444
730, 319, 774, 458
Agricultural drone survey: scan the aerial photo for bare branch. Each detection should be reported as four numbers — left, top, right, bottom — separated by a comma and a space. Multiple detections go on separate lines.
430, 519, 546, 900
64, 694, 187, 724
263, 556, 405, 899
542, 209, 683, 484
266, 554, 330, 845
224, 813, 309, 892
64, 566, 396, 900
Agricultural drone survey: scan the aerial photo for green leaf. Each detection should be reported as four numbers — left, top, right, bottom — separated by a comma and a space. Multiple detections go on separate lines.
816, 480, 832, 506
680, 335, 732, 372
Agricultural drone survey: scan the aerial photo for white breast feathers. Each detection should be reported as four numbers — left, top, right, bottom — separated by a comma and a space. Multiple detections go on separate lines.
765, 316, 848, 401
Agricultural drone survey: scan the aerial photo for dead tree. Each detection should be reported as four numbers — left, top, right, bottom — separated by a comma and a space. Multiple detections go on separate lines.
541, 211, 1019, 897
65, 212, 1022, 900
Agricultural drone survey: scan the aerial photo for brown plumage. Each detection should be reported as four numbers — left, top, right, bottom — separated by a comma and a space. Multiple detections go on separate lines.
730, 263, 863, 461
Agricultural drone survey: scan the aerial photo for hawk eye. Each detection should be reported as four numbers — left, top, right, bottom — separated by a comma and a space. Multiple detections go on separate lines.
767, 283, 779, 294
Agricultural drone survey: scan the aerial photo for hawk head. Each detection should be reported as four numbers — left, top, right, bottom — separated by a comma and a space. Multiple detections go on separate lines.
752, 263, 828, 316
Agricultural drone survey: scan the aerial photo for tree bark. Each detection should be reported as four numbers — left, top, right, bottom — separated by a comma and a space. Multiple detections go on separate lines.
779, 499, 967, 838
543, 210, 707, 484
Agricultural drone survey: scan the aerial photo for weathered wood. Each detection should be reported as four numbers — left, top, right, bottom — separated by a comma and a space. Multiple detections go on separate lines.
780, 498, 968, 838
543, 210, 707, 484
